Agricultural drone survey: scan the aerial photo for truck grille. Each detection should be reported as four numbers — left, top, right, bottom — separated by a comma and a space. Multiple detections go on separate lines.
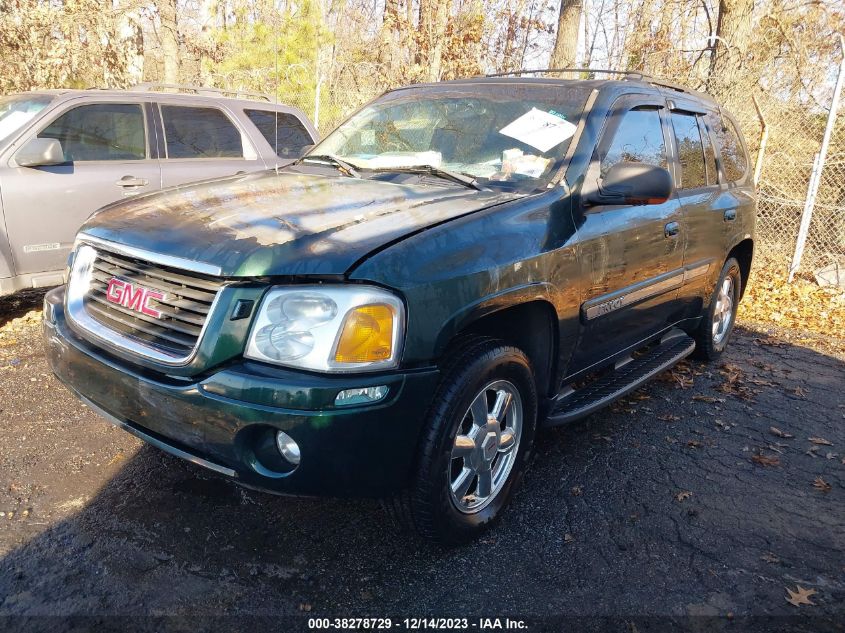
82, 248, 222, 359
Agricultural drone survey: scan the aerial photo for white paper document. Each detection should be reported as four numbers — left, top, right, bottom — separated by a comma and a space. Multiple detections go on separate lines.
498, 108, 577, 153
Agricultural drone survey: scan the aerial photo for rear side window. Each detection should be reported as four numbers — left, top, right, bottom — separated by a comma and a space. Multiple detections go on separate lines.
708, 113, 747, 183
600, 107, 667, 178
245, 109, 312, 158
39, 103, 146, 161
670, 112, 706, 189
161, 105, 243, 159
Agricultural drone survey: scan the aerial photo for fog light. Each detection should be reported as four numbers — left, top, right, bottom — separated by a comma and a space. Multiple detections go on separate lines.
275, 431, 301, 465
334, 385, 389, 406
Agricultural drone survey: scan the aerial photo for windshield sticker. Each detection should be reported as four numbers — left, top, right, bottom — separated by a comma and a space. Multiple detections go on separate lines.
499, 108, 577, 153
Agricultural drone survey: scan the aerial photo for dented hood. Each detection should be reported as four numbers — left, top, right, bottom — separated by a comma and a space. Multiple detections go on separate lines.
79, 170, 518, 277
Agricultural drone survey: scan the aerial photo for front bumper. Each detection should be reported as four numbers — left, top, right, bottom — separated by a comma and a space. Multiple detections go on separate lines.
42, 287, 440, 497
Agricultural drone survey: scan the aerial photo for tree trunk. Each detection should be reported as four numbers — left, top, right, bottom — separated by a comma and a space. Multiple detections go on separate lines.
117, 1, 144, 85
549, 0, 582, 70
707, 0, 754, 93
418, 0, 449, 81
159, 0, 179, 85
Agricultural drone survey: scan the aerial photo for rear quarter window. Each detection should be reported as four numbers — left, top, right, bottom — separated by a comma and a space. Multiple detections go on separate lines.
245, 109, 312, 158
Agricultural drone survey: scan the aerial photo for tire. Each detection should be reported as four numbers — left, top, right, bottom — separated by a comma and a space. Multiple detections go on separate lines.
386, 337, 538, 544
692, 257, 742, 361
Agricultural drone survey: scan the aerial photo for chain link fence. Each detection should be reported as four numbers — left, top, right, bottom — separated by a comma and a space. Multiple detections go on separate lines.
719, 78, 845, 279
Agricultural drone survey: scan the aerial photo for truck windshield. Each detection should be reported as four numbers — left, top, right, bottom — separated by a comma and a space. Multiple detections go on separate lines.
313, 83, 592, 192
0, 94, 54, 144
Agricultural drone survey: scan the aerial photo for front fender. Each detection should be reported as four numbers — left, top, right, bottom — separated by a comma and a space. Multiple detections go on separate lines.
433, 282, 556, 356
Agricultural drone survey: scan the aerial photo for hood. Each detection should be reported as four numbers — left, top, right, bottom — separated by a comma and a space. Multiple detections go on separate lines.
79, 171, 518, 277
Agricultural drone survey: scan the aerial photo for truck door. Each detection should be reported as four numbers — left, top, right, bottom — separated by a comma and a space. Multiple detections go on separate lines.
568, 94, 686, 374
1, 99, 161, 276
154, 101, 267, 187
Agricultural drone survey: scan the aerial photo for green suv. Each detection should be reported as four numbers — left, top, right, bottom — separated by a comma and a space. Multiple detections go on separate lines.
43, 71, 756, 543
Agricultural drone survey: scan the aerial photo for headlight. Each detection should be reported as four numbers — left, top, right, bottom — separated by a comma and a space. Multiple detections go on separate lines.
244, 285, 405, 372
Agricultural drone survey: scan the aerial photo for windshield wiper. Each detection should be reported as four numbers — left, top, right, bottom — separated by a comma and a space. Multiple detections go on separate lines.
297, 154, 362, 178
371, 165, 484, 191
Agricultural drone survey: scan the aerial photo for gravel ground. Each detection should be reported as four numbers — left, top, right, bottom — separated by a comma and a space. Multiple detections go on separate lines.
0, 289, 843, 631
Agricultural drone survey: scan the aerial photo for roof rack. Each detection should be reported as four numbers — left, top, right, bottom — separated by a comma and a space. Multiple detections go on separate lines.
485, 68, 648, 80
127, 83, 273, 102
483, 67, 702, 97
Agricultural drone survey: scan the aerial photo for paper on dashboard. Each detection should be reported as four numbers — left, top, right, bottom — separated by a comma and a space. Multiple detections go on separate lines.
498, 108, 577, 153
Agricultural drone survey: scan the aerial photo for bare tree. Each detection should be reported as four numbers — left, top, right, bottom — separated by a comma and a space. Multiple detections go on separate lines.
550, 0, 582, 69
159, 0, 180, 84
418, 0, 450, 81
707, 0, 754, 91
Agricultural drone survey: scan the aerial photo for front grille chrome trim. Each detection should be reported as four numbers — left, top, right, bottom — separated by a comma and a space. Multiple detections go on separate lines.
75, 233, 223, 277
66, 239, 227, 367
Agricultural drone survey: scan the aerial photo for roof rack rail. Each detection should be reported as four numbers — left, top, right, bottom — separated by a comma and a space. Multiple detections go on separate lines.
127, 83, 272, 102
483, 67, 701, 96
485, 68, 649, 80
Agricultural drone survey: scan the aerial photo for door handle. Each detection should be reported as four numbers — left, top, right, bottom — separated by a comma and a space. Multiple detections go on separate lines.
116, 176, 149, 188
724, 208, 737, 222
664, 221, 680, 238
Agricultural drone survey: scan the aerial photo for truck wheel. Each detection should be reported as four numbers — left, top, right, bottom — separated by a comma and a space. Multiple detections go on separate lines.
692, 257, 742, 361
386, 338, 537, 544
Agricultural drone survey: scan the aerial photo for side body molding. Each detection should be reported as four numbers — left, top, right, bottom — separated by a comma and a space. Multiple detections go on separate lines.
581, 260, 712, 322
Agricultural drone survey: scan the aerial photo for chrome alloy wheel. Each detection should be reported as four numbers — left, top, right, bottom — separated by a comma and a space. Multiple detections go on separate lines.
712, 276, 735, 345
449, 380, 523, 514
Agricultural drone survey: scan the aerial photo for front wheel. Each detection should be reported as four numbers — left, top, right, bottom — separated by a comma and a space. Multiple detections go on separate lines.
692, 257, 742, 361
386, 338, 538, 544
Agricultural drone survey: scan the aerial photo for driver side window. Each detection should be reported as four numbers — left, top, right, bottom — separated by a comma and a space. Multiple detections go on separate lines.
599, 107, 667, 179
39, 103, 146, 162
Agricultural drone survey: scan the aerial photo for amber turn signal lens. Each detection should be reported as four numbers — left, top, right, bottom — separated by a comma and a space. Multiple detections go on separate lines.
334, 304, 394, 363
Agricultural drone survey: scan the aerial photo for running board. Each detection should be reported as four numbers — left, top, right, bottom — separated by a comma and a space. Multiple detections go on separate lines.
544, 329, 696, 427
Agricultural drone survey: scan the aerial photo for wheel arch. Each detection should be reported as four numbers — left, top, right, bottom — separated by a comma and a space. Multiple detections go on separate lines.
434, 285, 559, 400
727, 238, 754, 299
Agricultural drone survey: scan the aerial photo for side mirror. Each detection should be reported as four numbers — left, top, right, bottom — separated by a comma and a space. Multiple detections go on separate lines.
298, 144, 315, 158
587, 161, 673, 206
15, 138, 65, 167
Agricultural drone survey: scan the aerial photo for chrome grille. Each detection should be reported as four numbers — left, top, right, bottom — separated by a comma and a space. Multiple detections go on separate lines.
82, 248, 222, 359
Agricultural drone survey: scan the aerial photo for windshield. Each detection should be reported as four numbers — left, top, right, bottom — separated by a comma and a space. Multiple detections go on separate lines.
313, 83, 592, 192
0, 94, 54, 144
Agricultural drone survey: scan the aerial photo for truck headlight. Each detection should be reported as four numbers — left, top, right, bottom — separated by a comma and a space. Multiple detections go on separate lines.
244, 285, 405, 372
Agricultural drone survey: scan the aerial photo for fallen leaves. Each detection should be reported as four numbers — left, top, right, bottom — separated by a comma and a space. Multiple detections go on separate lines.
808, 437, 833, 446
675, 491, 692, 502
752, 453, 781, 467
785, 586, 816, 607
692, 395, 725, 404
660, 360, 695, 389
717, 363, 757, 401
769, 427, 794, 439
813, 477, 832, 493
563, 533, 575, 544
761, 552, 780, 564
737, 262, 845, 351
570, 486, 582, 497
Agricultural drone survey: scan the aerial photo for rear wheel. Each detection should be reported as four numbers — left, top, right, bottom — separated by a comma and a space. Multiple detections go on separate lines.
692, 257, 741, 361
386, 338, 538, 544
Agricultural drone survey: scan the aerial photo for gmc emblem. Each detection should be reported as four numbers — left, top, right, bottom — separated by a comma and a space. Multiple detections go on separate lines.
105, 277, 165, 318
